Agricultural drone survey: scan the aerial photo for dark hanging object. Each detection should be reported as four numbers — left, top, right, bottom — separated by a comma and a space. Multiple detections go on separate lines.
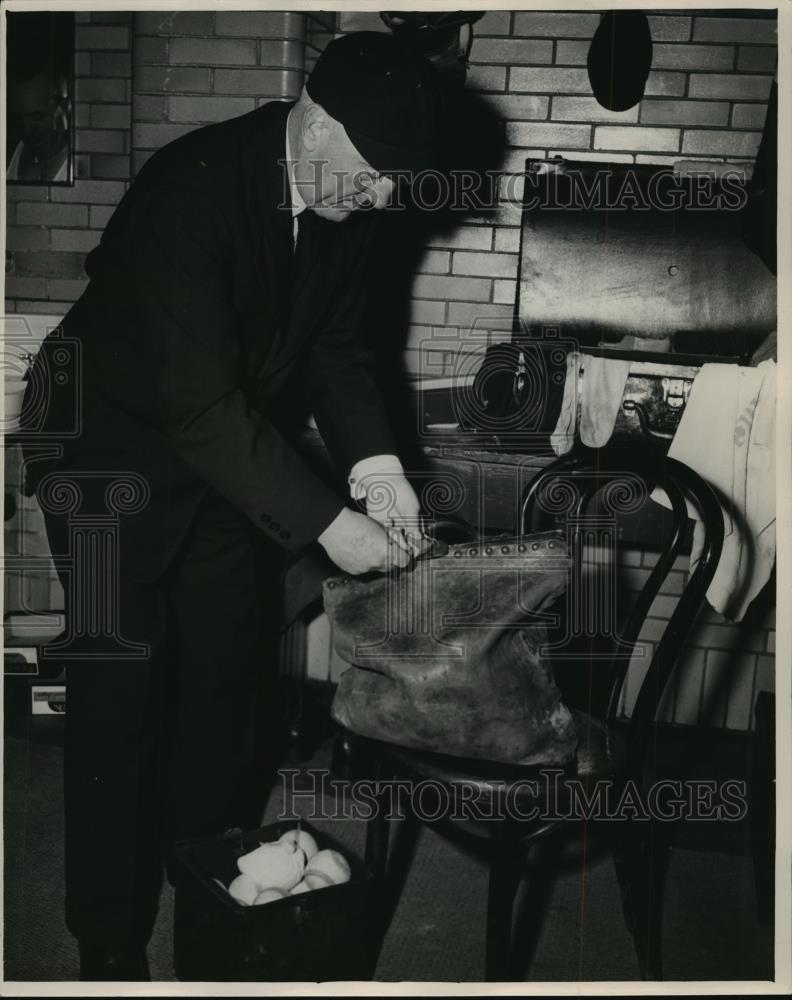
587, 10, 653, 112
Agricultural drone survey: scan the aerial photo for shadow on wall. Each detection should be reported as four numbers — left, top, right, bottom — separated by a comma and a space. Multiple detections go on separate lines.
368, 88, 507, 467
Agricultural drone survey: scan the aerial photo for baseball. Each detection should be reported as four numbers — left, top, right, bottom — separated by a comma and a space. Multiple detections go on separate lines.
304, 849, 351, 886
228, 873, 259, 906
237, 842, 305, 892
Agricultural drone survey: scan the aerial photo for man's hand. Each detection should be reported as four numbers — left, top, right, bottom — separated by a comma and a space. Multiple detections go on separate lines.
317, 507, 412, 575
348, 455, 426, 557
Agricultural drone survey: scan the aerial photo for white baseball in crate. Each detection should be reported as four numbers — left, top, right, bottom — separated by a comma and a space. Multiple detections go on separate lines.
236, 841, 305, 892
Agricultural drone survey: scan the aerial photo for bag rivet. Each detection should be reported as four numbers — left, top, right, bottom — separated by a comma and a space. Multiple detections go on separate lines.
548, 541, 555, 549
501, 546, 510, 554
485, 546, 493, 554
453, 550, 462, 558
531, 542, 539, 550
518, 544, 526, 553
470, 548, 478, 556
328, 581, 336, 589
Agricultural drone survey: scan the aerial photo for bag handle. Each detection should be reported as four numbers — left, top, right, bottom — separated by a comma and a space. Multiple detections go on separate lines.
420, 516, 478, 559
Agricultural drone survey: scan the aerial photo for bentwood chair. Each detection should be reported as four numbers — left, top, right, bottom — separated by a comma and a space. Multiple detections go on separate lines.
338, 445, 724, 981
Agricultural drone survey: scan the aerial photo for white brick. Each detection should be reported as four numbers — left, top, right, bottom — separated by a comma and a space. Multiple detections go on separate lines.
594, 126, 680, 153
554, 40, 589, 65
426, 227, 493, 252
732, 104, 769, 129
737, 45, 778, 73
688, 73, 773, 101
643, 72, 687, 98
646, 16, 692, 42
653, 43, 735, 72
452, 251, 517, 280
510, 67, 590, 94
552, 97, 639, 124
507, 122, 592, 150
470, 38, 553, 65
693, 17, 777, 45
413, 274, 492, 303
493, 279, 517, 305
168, 96, 255, 123
170, 38, 257, 66
640, 100, 730, 127
215, 11, 303, 38
513, 12, 599, 38
476, 11, 512, 36
494, 228, 520, 254
681, 130, 761, 158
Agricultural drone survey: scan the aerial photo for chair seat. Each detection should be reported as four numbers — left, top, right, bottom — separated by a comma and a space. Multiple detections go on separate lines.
352, 711, 629, 816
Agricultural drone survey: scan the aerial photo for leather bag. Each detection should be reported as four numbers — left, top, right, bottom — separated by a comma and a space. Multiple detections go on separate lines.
325, 527, 578, 766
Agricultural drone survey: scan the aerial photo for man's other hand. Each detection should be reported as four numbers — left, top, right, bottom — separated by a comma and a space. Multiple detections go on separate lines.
317, 507, 412, 575
348, 456, 423, 557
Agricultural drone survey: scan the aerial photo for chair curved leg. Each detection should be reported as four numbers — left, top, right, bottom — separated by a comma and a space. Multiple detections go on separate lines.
613, 817, 671, 980
485, 819, 524, 981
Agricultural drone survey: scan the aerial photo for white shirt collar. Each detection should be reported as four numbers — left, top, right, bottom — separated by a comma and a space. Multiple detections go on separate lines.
285, 108, 307, 220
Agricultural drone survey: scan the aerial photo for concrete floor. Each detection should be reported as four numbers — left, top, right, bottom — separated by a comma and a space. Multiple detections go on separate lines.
3, 720, 776, 985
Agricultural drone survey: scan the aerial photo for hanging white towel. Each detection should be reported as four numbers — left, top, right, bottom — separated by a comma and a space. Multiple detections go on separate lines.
550, 352, 632, 455
550, 351, 582, 455
579, 354, 632, 449
651, 360, 776, 622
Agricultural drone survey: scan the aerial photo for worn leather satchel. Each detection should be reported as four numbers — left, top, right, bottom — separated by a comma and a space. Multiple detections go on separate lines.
325, 529, 578, 766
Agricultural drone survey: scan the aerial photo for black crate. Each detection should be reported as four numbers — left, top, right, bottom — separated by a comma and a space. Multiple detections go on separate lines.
171, 818, 374, 982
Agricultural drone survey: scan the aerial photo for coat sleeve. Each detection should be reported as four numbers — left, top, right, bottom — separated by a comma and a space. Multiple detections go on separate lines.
302, 215, 398, 478
131, 186, 345, 553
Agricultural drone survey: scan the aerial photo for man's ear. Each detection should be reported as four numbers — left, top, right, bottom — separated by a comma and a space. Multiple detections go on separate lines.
301, 103, 329, 153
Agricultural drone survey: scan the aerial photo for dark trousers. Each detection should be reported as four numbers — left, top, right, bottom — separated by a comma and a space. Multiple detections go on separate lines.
43, 487, 284, 947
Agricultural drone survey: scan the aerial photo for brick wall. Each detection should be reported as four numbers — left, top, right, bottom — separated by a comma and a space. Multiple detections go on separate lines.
5, 11, 133, 315
339, 9, 776, 377
4, 9, 775, 727
131, 9, 308, 176
619, 547, 775, 730
305, 12, 336, 75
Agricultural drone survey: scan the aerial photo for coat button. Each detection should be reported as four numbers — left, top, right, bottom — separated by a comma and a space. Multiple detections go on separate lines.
260, 513, 271, 524
280, 530, 291, 541
271, 522, 280, 532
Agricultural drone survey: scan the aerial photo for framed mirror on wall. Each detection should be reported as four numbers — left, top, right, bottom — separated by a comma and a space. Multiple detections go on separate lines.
6, 10, 75, 185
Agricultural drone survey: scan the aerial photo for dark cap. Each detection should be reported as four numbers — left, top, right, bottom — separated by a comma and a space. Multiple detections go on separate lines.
305, 31, 443, 176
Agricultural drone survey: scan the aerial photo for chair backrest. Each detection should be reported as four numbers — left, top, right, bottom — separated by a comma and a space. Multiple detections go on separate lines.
520, 445, 724, 768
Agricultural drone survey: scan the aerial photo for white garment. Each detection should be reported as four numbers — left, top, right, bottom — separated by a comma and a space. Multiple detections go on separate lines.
284, 110, 306, 248
579, 354, 632, 448
550, 352, 631, 455
652, 361, 776, 621
550, 351, 582, 455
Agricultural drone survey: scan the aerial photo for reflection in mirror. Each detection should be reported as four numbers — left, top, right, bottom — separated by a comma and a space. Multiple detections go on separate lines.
6, 11, 75, 185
